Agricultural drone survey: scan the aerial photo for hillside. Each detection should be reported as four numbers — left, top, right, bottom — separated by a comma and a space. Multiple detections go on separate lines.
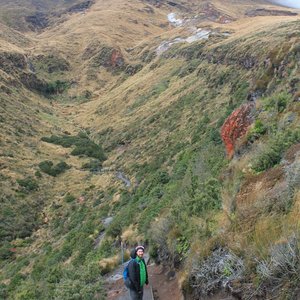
0, 0, 300, 299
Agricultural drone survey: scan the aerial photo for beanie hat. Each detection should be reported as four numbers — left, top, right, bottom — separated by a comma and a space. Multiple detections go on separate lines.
135, 245, 145, 253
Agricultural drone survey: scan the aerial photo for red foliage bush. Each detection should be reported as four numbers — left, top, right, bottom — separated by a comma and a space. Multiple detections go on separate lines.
221, 102, 255, 158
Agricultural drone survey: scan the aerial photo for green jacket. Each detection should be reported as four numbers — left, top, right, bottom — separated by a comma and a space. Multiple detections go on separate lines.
127, 256, 149, 292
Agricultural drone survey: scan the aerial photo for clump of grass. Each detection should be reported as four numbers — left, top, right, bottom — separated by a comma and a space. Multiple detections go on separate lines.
64, 193, 76, 203
99, 255, 120, 275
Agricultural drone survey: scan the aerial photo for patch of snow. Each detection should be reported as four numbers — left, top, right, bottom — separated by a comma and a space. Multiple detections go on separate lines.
156, 37, 185, 55
157, 12, 231, 55
156, 29, 214, 55
186, 29, 210, 43
168, 13, 183, 26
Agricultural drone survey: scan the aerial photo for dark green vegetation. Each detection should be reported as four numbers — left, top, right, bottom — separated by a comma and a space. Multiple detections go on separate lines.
41, 133, 106, 161
39, 160, 71, 177
44, 80, 70, 95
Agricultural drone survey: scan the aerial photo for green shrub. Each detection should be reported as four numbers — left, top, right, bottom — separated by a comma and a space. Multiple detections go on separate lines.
64, 193, 76, 203
248, 119, 268, 141
188, 178, 222, 216
98, 239, 114, 258
35, 170, 42, 178
155, 170, 170, 185
177, 60, 201, 77
14, 288, 37, 300
262, 92, 292, 113
54, 161, 70, 174
44, 80, 70, 95
253, 129, 300, 172
17, 177, 39, 192
253, 119, 267, 135
53, 278, 104, 300
39, 160, 70, 177
0, 242, 14, 260
47, 266, 63, 284
72, 239, 93, 266
177, 43, 205, 60
8, 273, 26, 291
59, 244, 73, 261
175, 236, 190, 259
192, 115, 211, 143
0, 283, 8, 299
41, 133, 106, 161
232, 81, 249, 102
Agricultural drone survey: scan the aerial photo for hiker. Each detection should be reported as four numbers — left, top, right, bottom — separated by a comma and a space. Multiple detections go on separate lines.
127, 246, 149, 300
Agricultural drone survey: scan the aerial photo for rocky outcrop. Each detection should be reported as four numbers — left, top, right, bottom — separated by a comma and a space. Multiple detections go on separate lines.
0, 51, 54, 93
0, 52, 27, 73
18, 72, 47, 93
25, 13, 49, 31
246, 8, 297, 17
124, 64, 143, 76
66, 1, 94, 13
221, 102, 255, 159
31, 54, 70, 73
90, 46, 125, 71
111, 49, 125, 68
200, 3, 236, 24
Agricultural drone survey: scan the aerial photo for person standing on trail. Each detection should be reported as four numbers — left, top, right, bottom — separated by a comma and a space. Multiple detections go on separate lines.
127, 245, 149, 300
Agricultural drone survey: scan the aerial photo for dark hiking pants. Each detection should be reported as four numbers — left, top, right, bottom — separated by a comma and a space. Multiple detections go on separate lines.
129, 288, 143, 300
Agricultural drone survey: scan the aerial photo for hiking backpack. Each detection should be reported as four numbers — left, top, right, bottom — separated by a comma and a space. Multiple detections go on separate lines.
123, 259, 134, 289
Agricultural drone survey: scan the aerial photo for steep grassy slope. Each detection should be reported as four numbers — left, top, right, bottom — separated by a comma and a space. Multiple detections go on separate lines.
80, 17, 300, 299
0, 0, 93, 31
0, 0, 300, 299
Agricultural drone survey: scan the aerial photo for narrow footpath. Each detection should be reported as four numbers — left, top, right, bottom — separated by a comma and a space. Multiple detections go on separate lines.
105, 262, 183, 300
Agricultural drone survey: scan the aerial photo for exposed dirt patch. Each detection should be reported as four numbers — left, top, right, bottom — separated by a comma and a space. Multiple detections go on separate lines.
150, 264, 183, 300
236, 166, 284, 208
284, 142, 300, 163
234, 165, 288, 230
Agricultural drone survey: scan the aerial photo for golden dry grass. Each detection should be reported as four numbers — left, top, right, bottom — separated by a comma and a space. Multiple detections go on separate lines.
121, 225, 144, 245
99, 254, 121, 273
